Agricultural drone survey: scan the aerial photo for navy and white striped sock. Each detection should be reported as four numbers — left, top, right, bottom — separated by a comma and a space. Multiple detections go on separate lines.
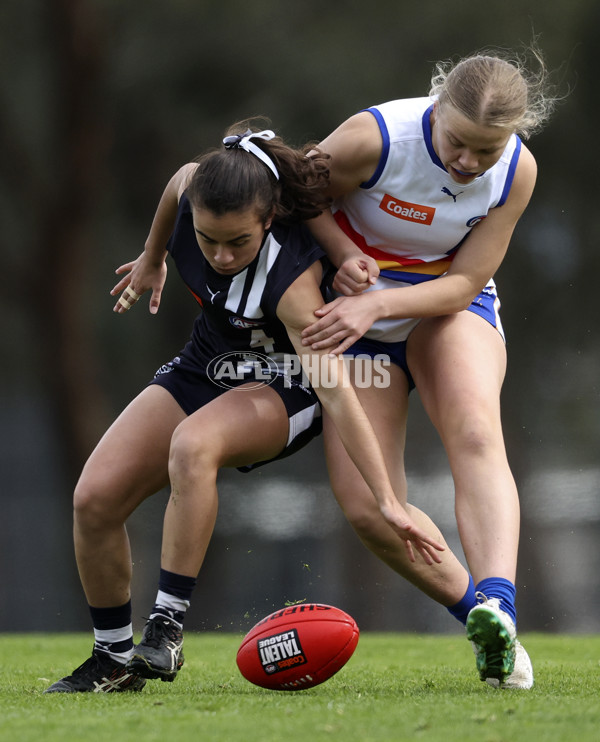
150, 569, 197, 627
89, 602, 134, 664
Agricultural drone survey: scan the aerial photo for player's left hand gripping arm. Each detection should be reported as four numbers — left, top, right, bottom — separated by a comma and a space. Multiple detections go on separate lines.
278, 263, 445, 565
307, 210, 379, 295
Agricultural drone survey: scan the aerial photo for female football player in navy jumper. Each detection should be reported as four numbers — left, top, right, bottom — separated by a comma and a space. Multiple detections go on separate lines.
45, 124, 445, 693
301, 50, 556, 689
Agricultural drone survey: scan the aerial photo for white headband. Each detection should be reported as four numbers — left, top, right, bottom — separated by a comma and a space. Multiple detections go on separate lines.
223, 129, 280, 180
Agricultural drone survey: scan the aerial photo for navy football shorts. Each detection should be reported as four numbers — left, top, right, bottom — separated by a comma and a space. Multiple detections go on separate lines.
149, 349, 322, 472
344, 286, 504, 392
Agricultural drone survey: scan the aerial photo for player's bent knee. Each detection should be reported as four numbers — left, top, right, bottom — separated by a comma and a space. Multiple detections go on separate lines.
73, 478, 124, 529
168, 425, 220, 481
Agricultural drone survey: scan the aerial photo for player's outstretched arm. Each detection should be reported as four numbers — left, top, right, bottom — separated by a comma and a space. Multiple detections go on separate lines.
278, 263, 445, 565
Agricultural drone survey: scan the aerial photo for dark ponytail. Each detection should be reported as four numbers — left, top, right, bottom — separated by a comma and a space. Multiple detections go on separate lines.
187, 119, 331, 225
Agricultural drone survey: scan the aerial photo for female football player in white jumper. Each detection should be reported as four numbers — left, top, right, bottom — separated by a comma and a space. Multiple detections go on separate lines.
301, 49, 556, 689
45, 124, 446, 693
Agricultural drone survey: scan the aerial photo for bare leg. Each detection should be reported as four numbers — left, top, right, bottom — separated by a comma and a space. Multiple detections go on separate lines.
74, 386, 187, 607
125, 383, 292, 682
324, 361, 470, 606
161, 383, 290, 576
409, 313, 533, 689
408, 311, 520, 584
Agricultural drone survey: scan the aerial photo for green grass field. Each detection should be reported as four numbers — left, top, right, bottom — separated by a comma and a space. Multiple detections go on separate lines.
0, 633, 598, 742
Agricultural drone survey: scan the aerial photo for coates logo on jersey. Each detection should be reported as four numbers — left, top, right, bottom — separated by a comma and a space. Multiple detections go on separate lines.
379, 194, 435, 225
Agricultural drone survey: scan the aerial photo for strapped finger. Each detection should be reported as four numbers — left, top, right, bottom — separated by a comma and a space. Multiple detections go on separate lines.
118, 295, 133, 310
118, 287, 141, 310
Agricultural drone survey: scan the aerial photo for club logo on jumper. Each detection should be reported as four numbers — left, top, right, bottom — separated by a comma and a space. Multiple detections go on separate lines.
229, 316, 265, 330
441, 186, 463, 202
466, 215, 487, 227
379, 194, 435, 225
257, 628, 307, 675
206, 351, 279, 390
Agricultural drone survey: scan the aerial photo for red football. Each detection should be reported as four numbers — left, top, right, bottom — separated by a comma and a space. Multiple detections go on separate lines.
236, 603, 359, 691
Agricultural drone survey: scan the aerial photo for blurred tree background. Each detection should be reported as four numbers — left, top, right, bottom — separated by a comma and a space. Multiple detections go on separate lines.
1, 0, 598, 635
